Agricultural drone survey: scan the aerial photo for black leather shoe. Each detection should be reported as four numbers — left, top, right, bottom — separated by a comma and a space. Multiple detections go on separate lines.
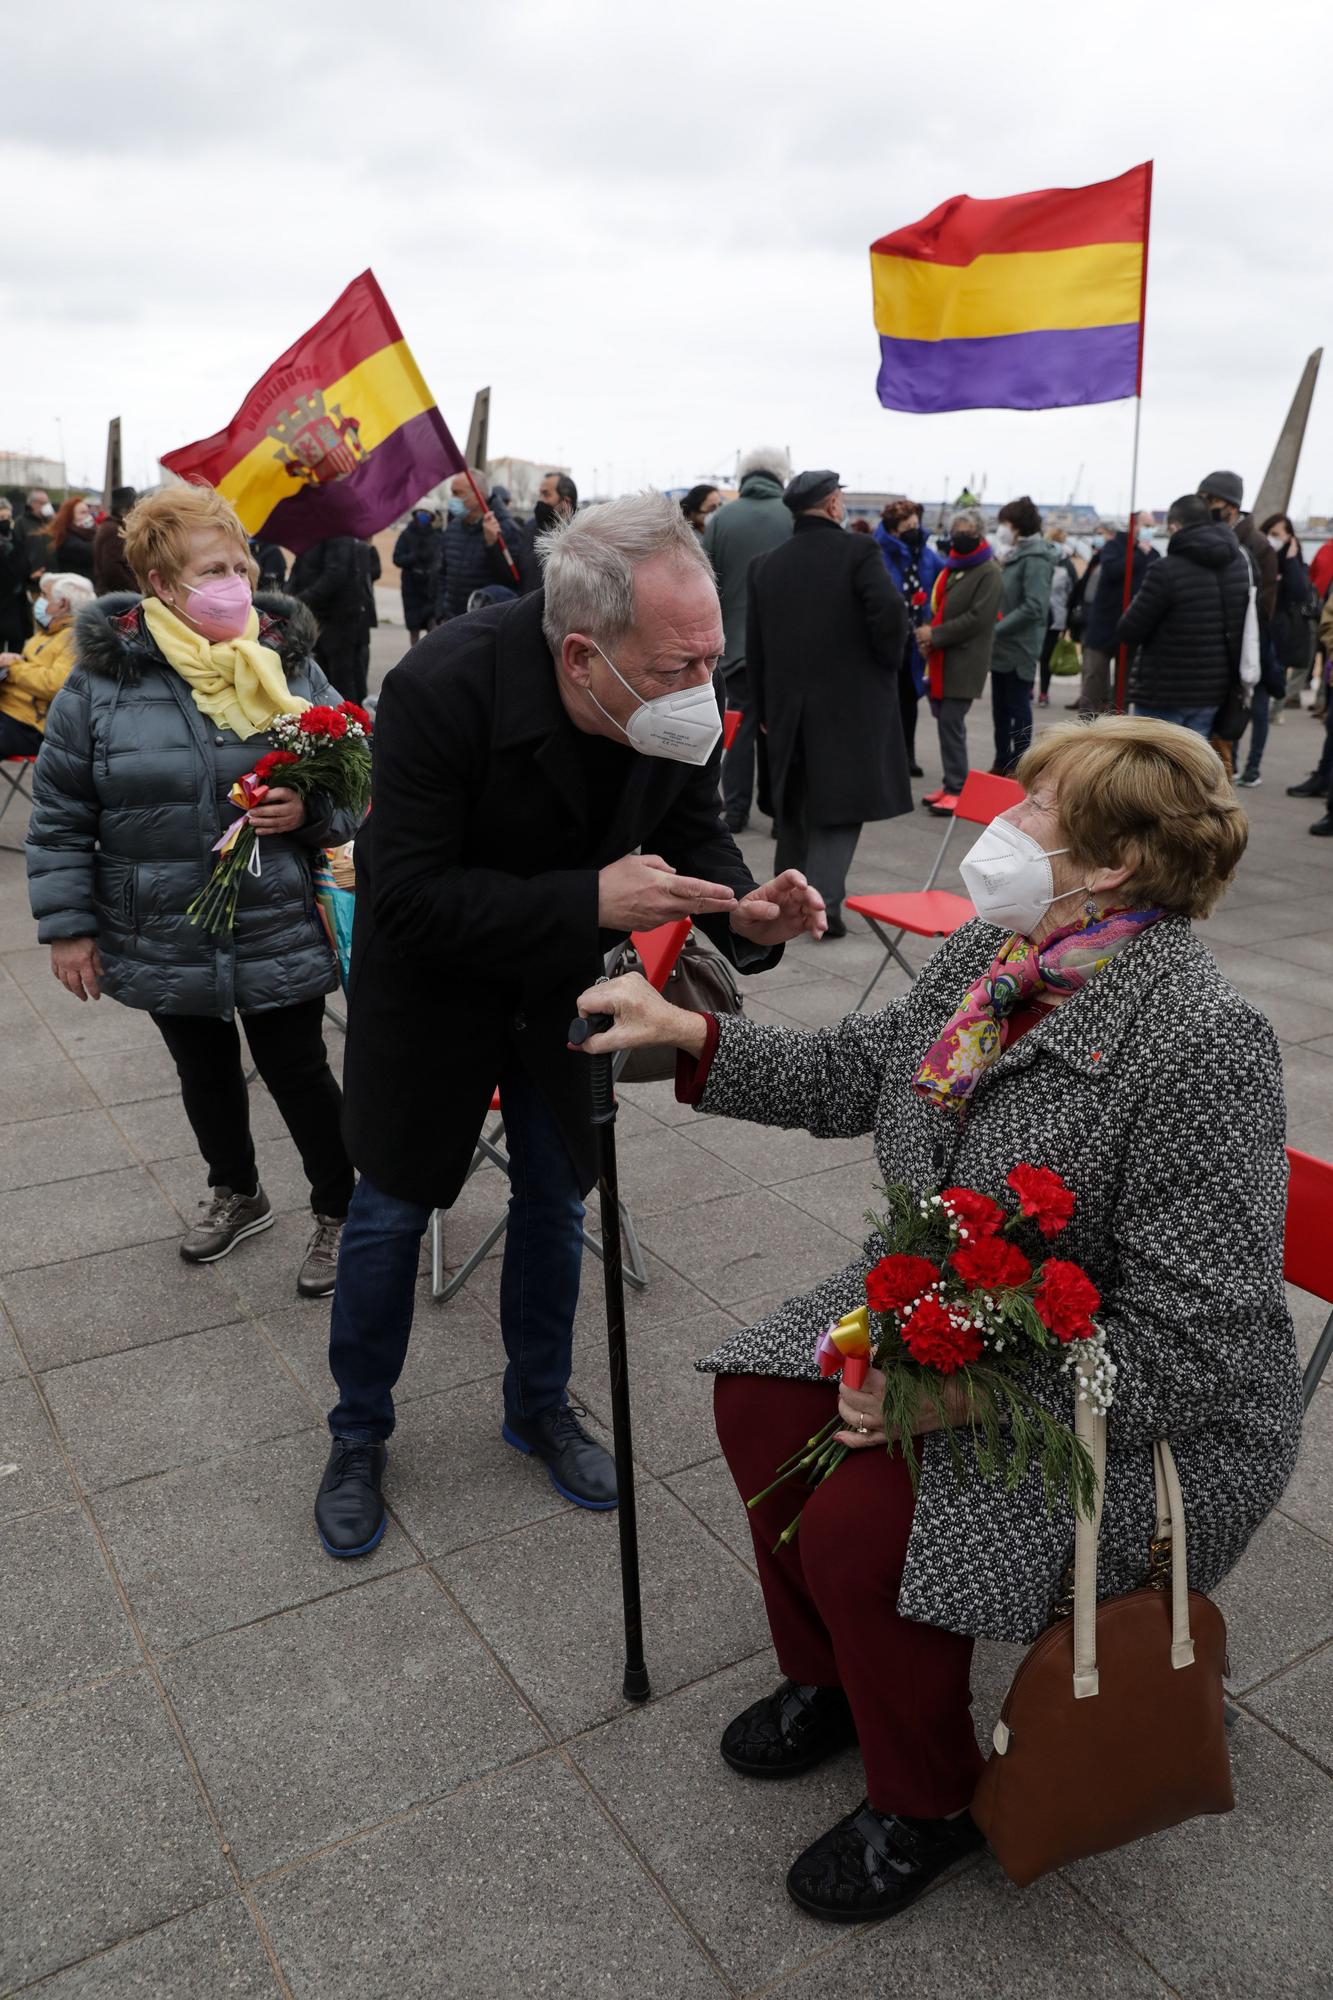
1311, 816, 1333, 837
786, 1800, 983, 1923
907, 760, 924, 778
722, 809, 750, 834
315, 1439, 387, 1557
721, 1680, 858, 1778
815, 910, 847, 941
1287, 776, 1327, 797
502, 1403, 617, 1510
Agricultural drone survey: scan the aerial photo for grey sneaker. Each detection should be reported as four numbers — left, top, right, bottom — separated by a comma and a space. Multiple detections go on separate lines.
297, 1214, 344, 1299
180, 1186, 274, 1264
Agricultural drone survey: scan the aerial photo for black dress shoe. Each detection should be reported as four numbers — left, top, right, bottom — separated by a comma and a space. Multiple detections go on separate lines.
315, 1438, 387, 1558
721, 1680, 857, 1778
722, 810, 750, 834
503, 1402, 617, 1510
786, 1800, 983, 1923
908, 760, 924, 778
1311, 816, 1333, 837
1288, 776, 1328, 797
815, 909, 847, 940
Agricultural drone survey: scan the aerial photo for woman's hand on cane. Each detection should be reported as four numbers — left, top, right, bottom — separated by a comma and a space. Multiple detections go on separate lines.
571, 970, 709, 1060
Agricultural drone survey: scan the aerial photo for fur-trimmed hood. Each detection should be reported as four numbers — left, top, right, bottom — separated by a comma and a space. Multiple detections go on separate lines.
74, 591, 320, 685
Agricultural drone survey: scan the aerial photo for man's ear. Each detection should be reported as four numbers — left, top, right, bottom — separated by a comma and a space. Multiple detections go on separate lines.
560, 633, 596, 687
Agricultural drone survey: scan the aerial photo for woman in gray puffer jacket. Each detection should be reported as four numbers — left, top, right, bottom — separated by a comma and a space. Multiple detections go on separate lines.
27, 484, 363, 1296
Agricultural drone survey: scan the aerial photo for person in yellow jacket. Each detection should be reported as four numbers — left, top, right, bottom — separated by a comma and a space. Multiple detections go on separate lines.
0, 571, 95, 757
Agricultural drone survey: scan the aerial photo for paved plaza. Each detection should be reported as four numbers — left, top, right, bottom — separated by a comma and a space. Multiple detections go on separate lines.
2, 629, 1331, 1997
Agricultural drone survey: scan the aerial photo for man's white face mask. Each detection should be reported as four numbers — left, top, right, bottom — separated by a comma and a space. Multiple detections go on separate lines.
584, 641, 723, 768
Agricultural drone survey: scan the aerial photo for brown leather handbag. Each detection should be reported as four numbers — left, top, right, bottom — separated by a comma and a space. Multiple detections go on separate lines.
611, 934, 743, 1083
971, 1401, 1234, 1887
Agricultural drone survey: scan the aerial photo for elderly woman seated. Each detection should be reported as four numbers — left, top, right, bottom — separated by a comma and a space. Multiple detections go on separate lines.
577, 717, 1302, 1924
0, 572, 95, 759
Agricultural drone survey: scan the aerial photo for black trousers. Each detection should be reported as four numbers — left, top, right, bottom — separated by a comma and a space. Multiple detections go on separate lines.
0, 712, 43, 757
717, 663, 773, 822
898, 657, 919, 764
151, 997, 355, 1218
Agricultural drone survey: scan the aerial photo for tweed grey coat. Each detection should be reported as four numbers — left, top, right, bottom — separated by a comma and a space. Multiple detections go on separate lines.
26, 593, 362, 1020
697, 916, 1302, 1645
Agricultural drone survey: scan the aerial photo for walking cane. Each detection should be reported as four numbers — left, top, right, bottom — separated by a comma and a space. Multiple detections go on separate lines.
568, 1008, 651, 1702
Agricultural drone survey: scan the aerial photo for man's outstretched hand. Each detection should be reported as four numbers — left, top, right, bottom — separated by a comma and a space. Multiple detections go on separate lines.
729, 869, 827, 946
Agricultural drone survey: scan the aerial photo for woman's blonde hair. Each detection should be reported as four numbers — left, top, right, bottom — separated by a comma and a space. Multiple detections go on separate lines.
1016, 716, 1247, 919
122, 483, 258, 593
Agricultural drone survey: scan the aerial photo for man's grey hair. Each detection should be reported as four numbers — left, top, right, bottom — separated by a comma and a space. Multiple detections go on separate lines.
540, 491, 715, 651
950, 507, 984, 536
737, 444, 791, 484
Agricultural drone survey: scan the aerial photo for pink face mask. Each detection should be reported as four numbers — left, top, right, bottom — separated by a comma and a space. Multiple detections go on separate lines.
174, 572, 253, 642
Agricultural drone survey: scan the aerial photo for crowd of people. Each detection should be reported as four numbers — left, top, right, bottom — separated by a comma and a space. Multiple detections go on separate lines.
2, 448, 1320, 1923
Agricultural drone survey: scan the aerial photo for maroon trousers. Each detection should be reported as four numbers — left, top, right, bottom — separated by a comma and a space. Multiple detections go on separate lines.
715, 1374, 985, 1817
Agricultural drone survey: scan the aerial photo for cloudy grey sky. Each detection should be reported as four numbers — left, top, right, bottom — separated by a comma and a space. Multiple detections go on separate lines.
5, 1, 1329, 517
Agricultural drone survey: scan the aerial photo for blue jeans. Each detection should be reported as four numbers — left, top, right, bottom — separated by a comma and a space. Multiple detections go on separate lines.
991, 672, 1033, 773
327, 1065, 585, 1441
1131, 703, 1218, 738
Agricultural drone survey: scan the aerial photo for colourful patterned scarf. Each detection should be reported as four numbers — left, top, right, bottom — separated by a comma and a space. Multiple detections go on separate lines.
914, 905, 1163, 1106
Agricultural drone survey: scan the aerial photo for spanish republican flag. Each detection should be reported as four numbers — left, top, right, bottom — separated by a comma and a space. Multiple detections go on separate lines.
870, 164, 1152, 415
160, 271, 465, 553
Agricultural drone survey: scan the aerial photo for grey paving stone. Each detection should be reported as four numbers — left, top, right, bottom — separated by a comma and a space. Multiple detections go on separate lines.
1245, 1640, 1333, 1771
0, 1321, 23, 1381
0, 1376, 75, 1519
0, 1505, 138, 1711
685, 1114, 875, 1186
1268, 929, 1333, 975
570, 1656, 872, 1990
73, 1043, 186, 1106
571, 1306, 739, 1477
461, 1237, 722, 1341
1213, 1510, 1333, 1693
603, 1123, 752, 1218
259, 1279, 502, 1414
41, 1324, 313, 1492
0, 1054, 96, 1124
382, 1376, 568, 1558
437, 1480, 768, 1739
163, 1567, 545, 1878
41, 998, 159, 1061
664, 1455, 758, 1572
773, 1158, 886, 1245
774, 1865, 1170, 1999
615, 1075, 709, 1127
0, 1167, 184, 1274
24, 1897, 276, 1997
1204, 895, 1333, 948
257, 1754, 723, 1999
1287, 1282, 1332, 1371
0, 1240, 244, 1372
1278, 1385, 1332, 1542
95, 1428, 414, 1654
753, 974, 865, 1028
1069, 1715, 1333, 1999
0, 1674, 228, 1989
741, 996, 805, 1030
0, 1109, 136, 1195
1276, 1047, 1333, 1158
637, 1187, 860, 1308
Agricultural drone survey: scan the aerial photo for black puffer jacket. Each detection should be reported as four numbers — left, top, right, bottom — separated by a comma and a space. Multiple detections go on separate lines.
1117, 521, 1249, 712
26, 593, 362, 1019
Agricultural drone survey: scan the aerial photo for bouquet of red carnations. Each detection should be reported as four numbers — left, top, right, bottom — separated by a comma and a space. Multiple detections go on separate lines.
751, 1164, 1114, 1548
187, 702, 373, 938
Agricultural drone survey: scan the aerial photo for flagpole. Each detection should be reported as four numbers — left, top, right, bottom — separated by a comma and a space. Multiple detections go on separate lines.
1114, 161, 1153, 714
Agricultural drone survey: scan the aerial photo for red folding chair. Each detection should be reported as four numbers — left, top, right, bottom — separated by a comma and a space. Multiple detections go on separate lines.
0, 755, 37, 853
723, 709, 742, 752
1284, 1147, 1333, 1407
430, 917, 694, 1304
846, 769, 1025, 1010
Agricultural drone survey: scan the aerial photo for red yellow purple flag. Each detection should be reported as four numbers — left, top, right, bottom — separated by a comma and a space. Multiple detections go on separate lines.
870, 164, 1152, 415
160, 270, 465, 553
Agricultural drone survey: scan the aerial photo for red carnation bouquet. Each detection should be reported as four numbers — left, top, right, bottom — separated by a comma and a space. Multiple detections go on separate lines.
752, 1164, 1114, 1547
187, 702, 373, 937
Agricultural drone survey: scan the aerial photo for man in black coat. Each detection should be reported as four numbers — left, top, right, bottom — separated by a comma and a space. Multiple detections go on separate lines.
290, 534, 378, 703
516, 471, 578, 594
1117, 495, 1248, 736
436, 470, 519, 620
391, 508, 443, 643
316, 494, 827, 1556
748, 470, 910, 939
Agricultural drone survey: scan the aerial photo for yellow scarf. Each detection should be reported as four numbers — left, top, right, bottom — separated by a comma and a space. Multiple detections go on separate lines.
142, 596, 309, 742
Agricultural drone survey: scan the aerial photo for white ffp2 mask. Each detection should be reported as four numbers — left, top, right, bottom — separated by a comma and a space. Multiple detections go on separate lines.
959, 816, 1084, 936
586, 643, 723, 767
